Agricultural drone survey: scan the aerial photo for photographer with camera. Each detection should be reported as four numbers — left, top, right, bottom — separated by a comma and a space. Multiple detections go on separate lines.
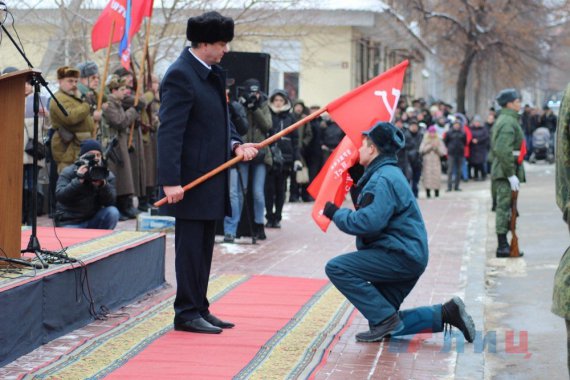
54, 139, 119, 229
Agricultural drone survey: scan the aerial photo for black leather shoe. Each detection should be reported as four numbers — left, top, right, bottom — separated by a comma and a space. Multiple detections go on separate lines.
355, 313, 403, 342
174, 317, 222, 334
203, 313, 235, 329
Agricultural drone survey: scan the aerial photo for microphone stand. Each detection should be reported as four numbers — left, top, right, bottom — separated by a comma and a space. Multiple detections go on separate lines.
0, 10, 69, 269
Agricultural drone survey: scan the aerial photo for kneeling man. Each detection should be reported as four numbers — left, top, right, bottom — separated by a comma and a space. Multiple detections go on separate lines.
323, 122, 476, 343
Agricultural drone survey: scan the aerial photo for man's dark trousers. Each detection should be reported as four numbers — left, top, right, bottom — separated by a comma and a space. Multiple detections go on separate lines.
174, 218, 216, 322
326, 249, 443, 335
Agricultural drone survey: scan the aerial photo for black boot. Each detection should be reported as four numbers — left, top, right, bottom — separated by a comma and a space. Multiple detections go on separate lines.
355, 313, 404, 342
435, 189, 440, 198
138, 196, 151, 212
117, 195, 138, 219
146, 186, 157, 204
441, 297, 476, 343
426, 189, 431, 198
254, 223, 266, 240
496, 233, 510, 257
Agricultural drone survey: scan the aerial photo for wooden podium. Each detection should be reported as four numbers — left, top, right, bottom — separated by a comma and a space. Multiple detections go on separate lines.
0, 69, 34, 259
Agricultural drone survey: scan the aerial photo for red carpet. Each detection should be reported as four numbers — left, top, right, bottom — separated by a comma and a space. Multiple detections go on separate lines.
106, 276, 328, 379
21, 226, 113, 252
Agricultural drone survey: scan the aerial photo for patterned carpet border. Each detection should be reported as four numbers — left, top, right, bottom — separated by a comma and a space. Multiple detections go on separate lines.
0, 231, 162, 288
234, 283, 354, 380
26, 274, 249, 380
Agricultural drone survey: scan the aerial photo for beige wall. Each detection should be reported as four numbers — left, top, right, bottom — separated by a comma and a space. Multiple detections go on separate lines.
232, 25, 355, 107
298, 26, 354, 107
0, 24, 56, 74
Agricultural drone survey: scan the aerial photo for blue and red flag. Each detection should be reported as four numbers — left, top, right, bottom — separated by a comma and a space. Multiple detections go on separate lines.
118, 0, 133, 69
91, 0, 154, 68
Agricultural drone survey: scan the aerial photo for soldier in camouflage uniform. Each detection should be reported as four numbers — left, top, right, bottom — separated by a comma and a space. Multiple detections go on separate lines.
490, 89, 526, 257
553, 82, 570, 376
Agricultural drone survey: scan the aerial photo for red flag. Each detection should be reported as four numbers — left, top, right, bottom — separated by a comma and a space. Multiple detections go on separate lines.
307, 136, 359, 232
91, 0, 153, 53
308, 60, 409, 231
518, 139, 527, 165
327, 60, 408, 147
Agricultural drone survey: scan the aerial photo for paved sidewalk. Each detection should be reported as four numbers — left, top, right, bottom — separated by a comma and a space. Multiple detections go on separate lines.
1, 162, 566, 379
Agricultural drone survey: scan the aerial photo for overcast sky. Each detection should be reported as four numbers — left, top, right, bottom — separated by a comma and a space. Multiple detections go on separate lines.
11, 0, 389, 12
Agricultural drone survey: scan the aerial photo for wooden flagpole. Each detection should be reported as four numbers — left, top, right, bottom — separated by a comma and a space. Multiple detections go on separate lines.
154, 106, 328, 207
93, 20, 115, 139
127, 16, 152, 150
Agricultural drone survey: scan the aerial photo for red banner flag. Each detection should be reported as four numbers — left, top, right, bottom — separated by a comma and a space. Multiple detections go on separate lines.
308, 60, 409, 231
518, 139, 527, 165
308, 136, 359, 231
91, 0, 153, 53
327, 60, 408, 147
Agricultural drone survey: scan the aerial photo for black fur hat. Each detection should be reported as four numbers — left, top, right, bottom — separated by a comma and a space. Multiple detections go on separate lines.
187, 11, 234, 43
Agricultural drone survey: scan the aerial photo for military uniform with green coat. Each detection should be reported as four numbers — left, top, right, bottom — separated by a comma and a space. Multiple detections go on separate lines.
490, 88, 525, 257
553, 82, 570, 376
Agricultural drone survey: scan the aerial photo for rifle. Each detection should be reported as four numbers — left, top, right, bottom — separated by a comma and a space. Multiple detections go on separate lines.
510, 190, 522, 257
103, 137, 122, 166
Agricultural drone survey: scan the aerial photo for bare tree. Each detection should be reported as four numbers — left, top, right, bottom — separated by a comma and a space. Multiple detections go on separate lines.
394, 0, 570, 114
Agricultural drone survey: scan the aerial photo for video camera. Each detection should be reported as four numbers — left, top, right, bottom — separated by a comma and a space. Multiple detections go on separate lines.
75, 153, 109, 182
236, 86, 259, 108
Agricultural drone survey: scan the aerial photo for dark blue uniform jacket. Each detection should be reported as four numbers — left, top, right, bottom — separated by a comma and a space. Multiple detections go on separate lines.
332, 155, 429, 267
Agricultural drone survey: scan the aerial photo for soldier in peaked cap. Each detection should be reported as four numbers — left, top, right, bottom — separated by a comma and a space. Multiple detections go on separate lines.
491, 88, 526, 257
157, 11, 259, 335
322, 121, 476, 344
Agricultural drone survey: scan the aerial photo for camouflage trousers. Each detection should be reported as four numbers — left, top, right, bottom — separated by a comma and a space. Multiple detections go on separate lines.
567, 319, 570, 377
493, 179, 512, 234
553, 247, 570, 319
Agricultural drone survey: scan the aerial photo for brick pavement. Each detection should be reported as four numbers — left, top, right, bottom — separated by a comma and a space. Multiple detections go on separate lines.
0, 182, 487, 379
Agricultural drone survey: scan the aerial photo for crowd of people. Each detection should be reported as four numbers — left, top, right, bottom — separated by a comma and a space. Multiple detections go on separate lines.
2, 62, 558, 238
2, 62, 161, 229
5, 11, 565, 361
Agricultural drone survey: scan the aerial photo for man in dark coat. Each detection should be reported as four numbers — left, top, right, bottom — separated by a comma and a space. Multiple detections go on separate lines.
469, 115, 490, 180
444, 120, 467, 191
406, 119, 423, 198
157, 11, 258, 334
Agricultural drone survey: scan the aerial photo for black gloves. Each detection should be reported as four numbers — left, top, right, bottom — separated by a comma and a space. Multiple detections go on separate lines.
347, 164, 364, 183
323, 201, 339, 219
239, 93, 259, 110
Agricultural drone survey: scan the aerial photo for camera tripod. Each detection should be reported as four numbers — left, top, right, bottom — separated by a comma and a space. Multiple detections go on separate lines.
0, 7, 68, 269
